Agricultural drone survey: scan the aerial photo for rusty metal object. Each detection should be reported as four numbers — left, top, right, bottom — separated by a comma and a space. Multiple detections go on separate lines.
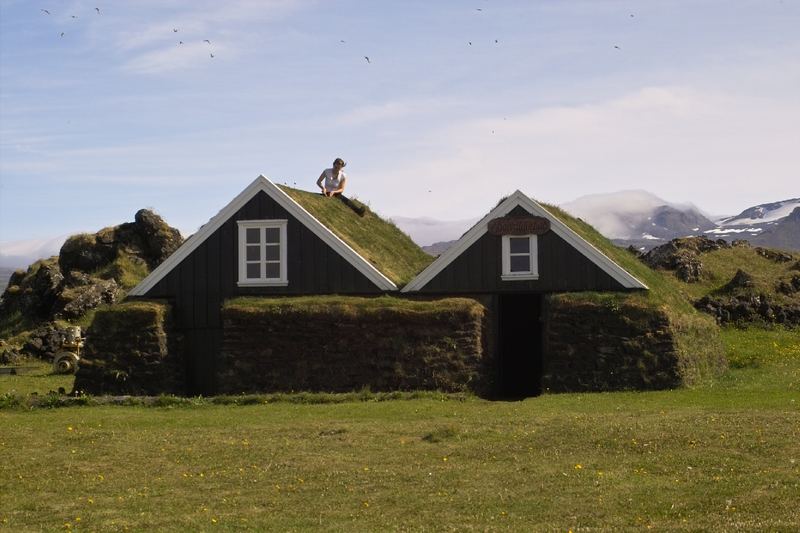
53, 326, 83, 374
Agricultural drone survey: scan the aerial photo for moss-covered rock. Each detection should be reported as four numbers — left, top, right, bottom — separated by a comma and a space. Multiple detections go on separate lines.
0, 210, 182, 340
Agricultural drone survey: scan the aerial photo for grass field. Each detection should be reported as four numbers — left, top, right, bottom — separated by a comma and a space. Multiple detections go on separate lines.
1, 327, 798, 531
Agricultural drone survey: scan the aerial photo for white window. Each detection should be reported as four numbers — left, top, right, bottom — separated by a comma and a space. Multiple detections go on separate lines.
237, 220, 288, 286
501, 234, 538, 280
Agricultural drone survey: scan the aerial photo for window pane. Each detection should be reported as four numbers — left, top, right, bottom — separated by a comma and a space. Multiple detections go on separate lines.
246, 263, 261, 279
246, 245, 260, 261
264, 244, 280, 261
264, 227, 280, 244
265, 263, 280, 279
510, 255, 531, 273
246, 228, 260, 244
509, 237, 530, 254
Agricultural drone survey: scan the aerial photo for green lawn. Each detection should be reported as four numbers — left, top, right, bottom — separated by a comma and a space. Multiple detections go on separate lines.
1, 327, 798, 531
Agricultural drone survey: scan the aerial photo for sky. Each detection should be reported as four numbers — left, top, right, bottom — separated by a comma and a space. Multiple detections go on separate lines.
1, 0, 798, 265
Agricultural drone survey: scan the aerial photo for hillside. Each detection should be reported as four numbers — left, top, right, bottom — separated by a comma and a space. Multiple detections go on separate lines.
640, 237, 800, 326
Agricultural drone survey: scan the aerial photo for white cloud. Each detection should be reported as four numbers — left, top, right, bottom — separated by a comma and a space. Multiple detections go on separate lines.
0, 234, 70, 268
390, 216, 479, 247
87, 0, 309, 74
364, 83, 800, 219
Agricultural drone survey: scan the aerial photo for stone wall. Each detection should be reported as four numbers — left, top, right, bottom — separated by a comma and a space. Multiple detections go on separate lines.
219, 298, 486, 394
542, 297, 682, 392
73, 301, 184, 395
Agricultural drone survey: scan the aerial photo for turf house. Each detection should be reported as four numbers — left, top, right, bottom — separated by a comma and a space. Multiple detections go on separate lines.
74, 176, 725, 397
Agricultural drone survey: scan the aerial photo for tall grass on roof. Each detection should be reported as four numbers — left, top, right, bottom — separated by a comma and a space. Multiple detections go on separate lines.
279, 186, 433, 287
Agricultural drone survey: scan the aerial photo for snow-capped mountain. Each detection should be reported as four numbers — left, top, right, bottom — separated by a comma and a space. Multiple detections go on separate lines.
708, 198, 800, 250
560, 191, 717, 248
718, 198, 800, 227
562, 192, 800, 251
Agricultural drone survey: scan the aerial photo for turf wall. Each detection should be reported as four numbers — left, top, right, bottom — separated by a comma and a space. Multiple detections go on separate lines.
542, 296, 727, 391
218, 297, 487, 394
73, 301, 184, 395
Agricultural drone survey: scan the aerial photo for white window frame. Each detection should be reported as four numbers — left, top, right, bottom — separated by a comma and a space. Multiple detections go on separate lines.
501, 234, 539, 280
237, 220, 288, 286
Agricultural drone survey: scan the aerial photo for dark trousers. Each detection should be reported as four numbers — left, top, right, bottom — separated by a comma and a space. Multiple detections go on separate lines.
322, 192, 366, 216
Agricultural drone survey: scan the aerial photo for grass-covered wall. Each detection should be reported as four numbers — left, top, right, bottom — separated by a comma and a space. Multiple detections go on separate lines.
542, 204, 727, 388
219, 296, 486, 394
73, 301, 184, 395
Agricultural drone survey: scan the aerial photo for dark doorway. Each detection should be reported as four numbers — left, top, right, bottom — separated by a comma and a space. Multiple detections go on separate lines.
497, 293, 543, 398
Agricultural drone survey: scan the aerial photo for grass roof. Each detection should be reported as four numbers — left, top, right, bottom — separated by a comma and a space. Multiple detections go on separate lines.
279, 186, 433, 287
225, 295, 483, 316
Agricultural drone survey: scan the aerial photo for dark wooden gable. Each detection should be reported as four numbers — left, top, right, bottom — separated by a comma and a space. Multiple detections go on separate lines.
416, 205, 625, 294
146, 190, 383, 306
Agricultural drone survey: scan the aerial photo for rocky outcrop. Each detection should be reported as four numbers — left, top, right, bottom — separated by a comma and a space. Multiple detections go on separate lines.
0, 209, 182, 334
21, 322, 76, 360
755, 247, 794, 263
777, 274, 800, 296
0, 340, 22, 365
640, 237, 732, 282
130, 209, 184, 268
57, 279, 119, 320
59, 232, 117, 274
58, 209, 182, 274
694, 293, 800, 326
693, 268, 800, 326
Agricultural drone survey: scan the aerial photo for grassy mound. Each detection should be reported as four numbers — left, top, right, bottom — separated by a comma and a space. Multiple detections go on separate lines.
279, 186, 433, 287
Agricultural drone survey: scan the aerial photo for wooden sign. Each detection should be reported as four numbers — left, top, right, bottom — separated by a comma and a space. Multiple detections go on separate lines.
487, 216, 550, 236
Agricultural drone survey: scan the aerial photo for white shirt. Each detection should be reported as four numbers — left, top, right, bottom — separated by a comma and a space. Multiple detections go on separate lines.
323, 168, 346, 191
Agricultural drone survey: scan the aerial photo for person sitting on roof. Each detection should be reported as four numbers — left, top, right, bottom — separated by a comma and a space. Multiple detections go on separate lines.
317, 158, 348, 197
315, 158, 366, 216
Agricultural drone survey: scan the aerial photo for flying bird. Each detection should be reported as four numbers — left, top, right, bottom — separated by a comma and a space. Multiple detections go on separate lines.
468, 41, 472, 45
210, 53, 215, 58
95, 7, 100, 13
614, 45, 621, 49
204, 39, 211, 44
40, 9, 50, 15
340, 40, 346, 43
364, 56, 370, 63
476, 8, 482, 11
60, 32, 64, 37
179, 41, 183, 45
71, 15, 77, 18
173, 28, 178, 32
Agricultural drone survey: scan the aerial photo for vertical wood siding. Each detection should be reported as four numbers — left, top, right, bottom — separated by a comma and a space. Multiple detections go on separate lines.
143, 190, 384, 394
